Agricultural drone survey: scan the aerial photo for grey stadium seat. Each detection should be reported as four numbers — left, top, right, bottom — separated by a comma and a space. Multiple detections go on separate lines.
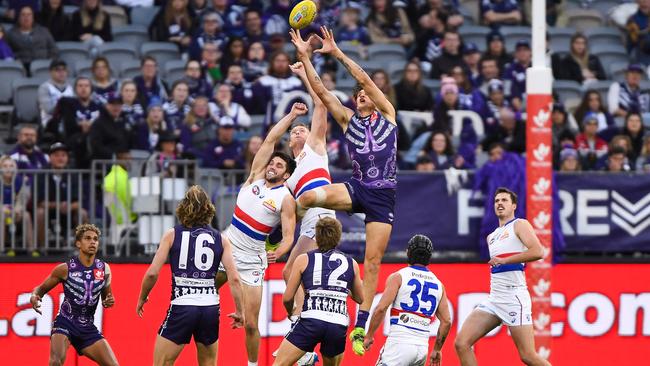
118, 59, 142, 80
249, 114, 265, 137
585, 27, 623, 46
459, 25, 491, 51
387, 61, 407, 82
609, 62, 634, 82
553, 80, 583, 102
164, 60, 186, 84
112, 25, 149, 45
339, 42, 365, 62
74, 59, 93, 78
0, 61, 25, 103
131, 6, 159, 27
29, 59, 53, 81
141, 42, 181, 68
592, 44, 630, 68
103, 5, 128, 28
12, 78, 41, 122
584, 80, 613, 103
565, 9, 604, 31
336, 78, 356, 96
99, 42, 139, 70
56, 42, 89, 68
368, 44, 406, 63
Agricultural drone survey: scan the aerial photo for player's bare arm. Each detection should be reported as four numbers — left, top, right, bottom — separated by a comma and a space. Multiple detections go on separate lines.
430, 285, 452, 366
488, 220, 544, 267
350, 259, 364, 305
246, 103, 308, 186
363, 272, 401, 350
289, 61, 328, 154
268, 195, 297, 261
101, 263, 115, 308
221, 235, 245, 329
282, 254, 308, 316
137, 228, 174, 317
289, 28, 353, 130
314, 26, 396, 124
30, 263, 67, 314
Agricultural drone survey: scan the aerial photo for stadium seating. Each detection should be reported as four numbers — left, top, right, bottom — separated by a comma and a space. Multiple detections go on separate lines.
12, 78, 41, 122
29, 59, 53, 82
0, 61, 25, 104
56, 42, 90, 67
112, 25, 150, 45
163, 60, 187, 84
141, 43, 180, 68
98, 42, 139, 70
368, 44, 407, 63
118, 60, 143, 80
130, 6, 159, 27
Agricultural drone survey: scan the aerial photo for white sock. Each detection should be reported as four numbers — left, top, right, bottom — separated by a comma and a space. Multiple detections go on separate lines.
248, 362, 258, 366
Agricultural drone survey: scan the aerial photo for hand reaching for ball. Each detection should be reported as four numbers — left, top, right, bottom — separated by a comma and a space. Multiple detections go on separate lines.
289, 62, 307, 79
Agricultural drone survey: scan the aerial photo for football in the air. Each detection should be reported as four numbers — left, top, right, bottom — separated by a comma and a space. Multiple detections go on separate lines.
289, 0, 317, 30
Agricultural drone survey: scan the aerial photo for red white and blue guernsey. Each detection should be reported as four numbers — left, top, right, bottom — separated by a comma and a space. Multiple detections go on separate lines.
225, 179, 291, 285
388, 265, 443, 346
285, 143, 336, 239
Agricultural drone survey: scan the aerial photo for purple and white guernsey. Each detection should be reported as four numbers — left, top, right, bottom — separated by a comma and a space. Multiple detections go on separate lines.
300, 249, 355, 326
169, 224, 224, 306
345, 111, 398, 189
60, 257, 110, 324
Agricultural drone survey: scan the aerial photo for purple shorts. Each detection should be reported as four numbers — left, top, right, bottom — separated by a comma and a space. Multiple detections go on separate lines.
344, 179, 396, 225
51, 315, 103, 354
285, 317, 347, 357
158, 304, 220, 345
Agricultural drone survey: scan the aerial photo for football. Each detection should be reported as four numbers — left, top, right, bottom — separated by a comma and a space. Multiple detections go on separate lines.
289, 0, 317, 30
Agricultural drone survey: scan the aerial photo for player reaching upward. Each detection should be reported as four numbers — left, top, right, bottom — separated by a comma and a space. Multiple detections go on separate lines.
215, 103, 304, 366
455, 187, 551, 366
274, 217, 363, 366
136, 185, 244, 366
364, 235, 451, 366
290, 26, 398, 355
30, 224, 118, 366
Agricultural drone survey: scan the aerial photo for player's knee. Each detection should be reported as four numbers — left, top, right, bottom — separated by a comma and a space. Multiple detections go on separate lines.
49, 357, 65, 366
518, 351, 538, 365
297, 191, 315, 208
454, 336, 471, 352
282, 265, 291, 281
244, 317, 258, 334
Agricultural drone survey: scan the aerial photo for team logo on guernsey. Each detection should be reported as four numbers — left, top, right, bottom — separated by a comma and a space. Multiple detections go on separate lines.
263, 199, 277, 212
252, 185, 260, 196
500, 231, 510, 240
297, 151, 306, 163
94, 269, 105, 280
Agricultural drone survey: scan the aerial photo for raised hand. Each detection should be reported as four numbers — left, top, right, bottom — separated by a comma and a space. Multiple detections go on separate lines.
289, 62, 307, 80
313, 26, 338, 55
290, 102, 309, 116
289, 29, 310, 58
30, 293, 42, 315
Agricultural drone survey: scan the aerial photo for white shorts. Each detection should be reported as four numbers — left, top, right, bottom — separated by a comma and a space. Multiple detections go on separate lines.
299, 207, 336, 239
376, 340, 428, 366
476, 289, 532, 327
218, 247, 267, 287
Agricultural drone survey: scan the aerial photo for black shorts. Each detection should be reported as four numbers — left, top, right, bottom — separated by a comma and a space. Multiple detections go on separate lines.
158, 304, 220, 345
285, 317, 347, 358
344, 179, 396, 225
51, 315, 103, 354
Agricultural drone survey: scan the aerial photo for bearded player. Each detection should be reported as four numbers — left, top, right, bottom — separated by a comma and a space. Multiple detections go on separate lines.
290, 26, 398, 355
455, 187, 551, 366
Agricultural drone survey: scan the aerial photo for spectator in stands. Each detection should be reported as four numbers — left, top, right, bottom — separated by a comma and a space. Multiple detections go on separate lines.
394, 61, 434, 111
181, 60, 213, 98
574, 90, 615, 133
103, 147, 135, 226
430, 30, 464, 79
626, 0, 650, 62
413, 7, 445, 75
149, 0, 196, 51
9, 125, 48, 170
504, 39, 531, 111
336, 3, 371, 45
480, 0, 522, 28
242, 9, 267, 45
487, 141, 505, 163
481, 105, 525, 154
450, 65, 485, 113
242, 41, 268, 81
221, 36, 246, 73
604, 135, 634, 170
188, 10, 227, 61
163, 80, 192, 135
36, 142, 88, 247
371, 69, 397, 107
477, 57, 503, 95
200, 42, 224, 85
608, 64, 650, 117
228, 0, 264, 37
243, 135, 262, 173
38, 59, 73, 126
37, 0, 68, 42
431, 77, 477, 144
480, 79, 516, 137
46, 77, 101, 168
134, 56, 169, 106
190, 0, 210, 19
558, 33, 606, 84
0, 25, 15, 60
120, 80, 146, 129
558, 147, 581, 172
143, 132, 182, 177
414, 0, 464, 31
367, 0, 414, 46
135, 100, 168, 151
0, 155, 34, 256
414, 155, 435, 172
463, 43, 482, 88
575, 113, 609, 170
622, 112, 646, 165
70, 0, 112, 51
482, 31, 511, 74
180, 96, 217, 157
89, 93, 133, 160
211, 0, 237, 28
6, 6, 58, 69
90, 57, 119, 105
637, 134, 650, 171
552, 102, 577, 164
209, 83, 251, 130
251, 51, 302, 116
201, 117, 244, 169
419, 131, 470, 170
224, 64, 255, 112
602, 146, 629, 172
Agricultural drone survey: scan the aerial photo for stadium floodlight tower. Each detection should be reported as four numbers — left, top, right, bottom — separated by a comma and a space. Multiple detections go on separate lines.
525, 0, 553, 362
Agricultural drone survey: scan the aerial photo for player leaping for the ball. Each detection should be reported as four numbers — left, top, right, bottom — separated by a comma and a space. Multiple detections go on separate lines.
455, 187, 551, 366
290, 26, 398, 355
